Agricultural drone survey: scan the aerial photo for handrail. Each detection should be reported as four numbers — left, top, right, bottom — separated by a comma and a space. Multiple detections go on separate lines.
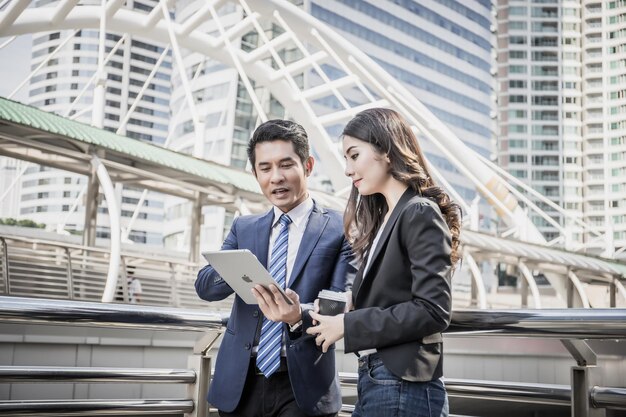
444, 379, 571, 406
0, 399, 194, 415
0, 296, 225, 331
2, 373, 624, 413
338, 375, 626, 411
448, 308, 626, 339
0, 231, 198, 267
592, 387, 626, 410
0, 233, 212, 309
2, 297, 625, 338
0, 366, 196, 383
1, 297, 626, 415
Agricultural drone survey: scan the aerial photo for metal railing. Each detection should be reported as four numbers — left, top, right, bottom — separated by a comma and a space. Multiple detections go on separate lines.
446, 308, 626, 339
1, 296, 626, 416
4, 229, 625, 313
0, 231, 233, 312
0, 296, 223, 417
0, 399, 195, 416
0, 367, 196, 383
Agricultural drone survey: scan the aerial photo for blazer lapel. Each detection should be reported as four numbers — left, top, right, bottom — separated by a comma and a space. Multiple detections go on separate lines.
255, 209, 274, 268
354, 188, 418, 300
288, 203, 329, 288
350, 262, 367, 301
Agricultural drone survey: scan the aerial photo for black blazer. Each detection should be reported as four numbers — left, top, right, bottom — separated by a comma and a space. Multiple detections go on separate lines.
344, 188, 453, 382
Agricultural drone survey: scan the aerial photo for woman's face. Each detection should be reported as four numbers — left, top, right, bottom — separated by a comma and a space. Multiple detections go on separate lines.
343, 135, 391, 196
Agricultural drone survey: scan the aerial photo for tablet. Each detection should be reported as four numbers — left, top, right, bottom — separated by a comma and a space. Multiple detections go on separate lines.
202, 249, 293, 305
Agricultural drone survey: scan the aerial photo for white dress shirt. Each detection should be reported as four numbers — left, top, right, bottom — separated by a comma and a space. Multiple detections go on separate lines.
268, 196, 314, 286
358, 221, 386, 358
363, 220, 387, 277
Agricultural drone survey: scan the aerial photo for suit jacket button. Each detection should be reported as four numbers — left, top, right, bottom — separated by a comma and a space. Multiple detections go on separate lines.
252, 311, 259, 318
244, 343, 251, 350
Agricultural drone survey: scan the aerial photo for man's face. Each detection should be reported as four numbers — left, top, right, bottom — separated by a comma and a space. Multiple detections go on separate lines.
253, 140, 313, 213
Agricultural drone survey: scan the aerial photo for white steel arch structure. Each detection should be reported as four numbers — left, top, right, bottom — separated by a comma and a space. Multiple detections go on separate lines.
1, 0, 623, 307
0, 0, 528, 224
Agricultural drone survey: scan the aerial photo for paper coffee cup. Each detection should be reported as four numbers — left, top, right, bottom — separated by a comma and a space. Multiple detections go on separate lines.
317, 290, 346, 316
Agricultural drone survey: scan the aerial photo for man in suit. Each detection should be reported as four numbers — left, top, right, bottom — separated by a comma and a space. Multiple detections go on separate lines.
195, 119, 354, 417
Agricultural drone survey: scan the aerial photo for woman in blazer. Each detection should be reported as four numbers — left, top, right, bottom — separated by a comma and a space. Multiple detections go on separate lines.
308, 108, 461, 417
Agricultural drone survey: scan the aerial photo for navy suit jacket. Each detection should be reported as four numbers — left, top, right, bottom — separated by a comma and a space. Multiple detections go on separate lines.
196, 202, 354, 415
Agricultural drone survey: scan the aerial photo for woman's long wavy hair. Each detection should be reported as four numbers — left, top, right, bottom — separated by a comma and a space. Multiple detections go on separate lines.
342, 108, 461, 267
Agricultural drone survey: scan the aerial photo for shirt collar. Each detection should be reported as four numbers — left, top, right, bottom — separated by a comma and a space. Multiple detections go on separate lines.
272, 196, 314, 230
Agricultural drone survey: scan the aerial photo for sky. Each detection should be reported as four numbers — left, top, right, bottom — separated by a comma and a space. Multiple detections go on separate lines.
0, 35, 32, 102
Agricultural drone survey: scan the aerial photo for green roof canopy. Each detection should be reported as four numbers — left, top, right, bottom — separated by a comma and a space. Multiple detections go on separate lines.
0, 96, 261, 204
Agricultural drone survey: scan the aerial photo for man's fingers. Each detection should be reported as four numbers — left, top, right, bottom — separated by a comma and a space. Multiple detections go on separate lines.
252, 288, 274, 312
256, 285, 278, 306
251, 288, 265, 305
252, 287, 279, 320
252, 285, 268, 298
285, 288, 300, 304
269, 285, 280, 295
255, 285, 303, 324
269, 285, 288, 306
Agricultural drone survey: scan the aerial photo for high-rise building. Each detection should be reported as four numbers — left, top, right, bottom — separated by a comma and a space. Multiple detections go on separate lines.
496, 1, 571, 243
496, 0, 626, 258
311, 0, 495, 208
19, 0, 172, 245
165, 0, 497, 253
586, 0, 626, 258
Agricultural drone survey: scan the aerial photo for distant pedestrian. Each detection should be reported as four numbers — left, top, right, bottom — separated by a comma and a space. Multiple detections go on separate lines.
127, 265, 142, 304
115, 265, 143, 304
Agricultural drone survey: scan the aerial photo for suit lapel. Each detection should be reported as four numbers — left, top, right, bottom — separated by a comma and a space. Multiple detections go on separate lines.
288, 203, 329, 288
255, 209, 274, 268
354, 188, 418, 300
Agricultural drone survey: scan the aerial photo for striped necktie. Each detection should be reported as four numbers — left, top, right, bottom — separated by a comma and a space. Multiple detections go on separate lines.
256, 214, 292, 377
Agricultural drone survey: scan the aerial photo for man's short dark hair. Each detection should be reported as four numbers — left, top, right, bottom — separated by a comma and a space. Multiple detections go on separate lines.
247, 119, 310, 171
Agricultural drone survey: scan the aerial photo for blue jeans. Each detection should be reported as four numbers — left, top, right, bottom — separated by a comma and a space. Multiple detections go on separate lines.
352, 354, 449, 417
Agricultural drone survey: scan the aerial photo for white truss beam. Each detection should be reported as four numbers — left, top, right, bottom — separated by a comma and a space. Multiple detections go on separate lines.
567, 270, 590, 308
219, 13, 259, 44
274, 13, 350, 110
464, 251, 487, 309
300, 75, 358, 101
142, 3, 162, 29
518, 261, 542, 309
0, 0, 29, 33
242, 31, 291, 63
317, 100, 389, 125
207, 1, 267, 123
0, 35, 15, 49
106, 0, 126, 18
269, 50, 327, 82
52, 0, 80, 25
179, 0, 225, 37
